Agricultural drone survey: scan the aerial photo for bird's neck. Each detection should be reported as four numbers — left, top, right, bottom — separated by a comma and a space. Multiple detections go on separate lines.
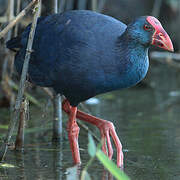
112, 33, 149, 89
116, 32, 149, 57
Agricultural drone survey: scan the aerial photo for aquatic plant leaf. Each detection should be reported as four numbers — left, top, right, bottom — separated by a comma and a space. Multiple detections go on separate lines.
0, 163, 15, 168
96, 150, 130, 180
81, 170, 91, 180
88, 133, 96, 157
0, 124, 8, 129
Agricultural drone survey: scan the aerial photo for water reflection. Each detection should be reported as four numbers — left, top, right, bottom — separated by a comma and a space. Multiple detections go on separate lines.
101, 169, 114, 180
66, 165, 114, 180
14, 151, 26, 180
52, 142, 63, 180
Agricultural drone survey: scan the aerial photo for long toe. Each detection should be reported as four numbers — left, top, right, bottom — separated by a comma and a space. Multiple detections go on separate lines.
98, 121, 123, 168
67, 107, 124, 168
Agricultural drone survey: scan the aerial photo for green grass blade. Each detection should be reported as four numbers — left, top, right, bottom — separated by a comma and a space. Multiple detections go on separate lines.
88, 133, 96, 157
87, 134, 130, 180
96, 150, 130, 180
0, 163, 15, 168
81, 170, 91, 180
0, 124, 8, 129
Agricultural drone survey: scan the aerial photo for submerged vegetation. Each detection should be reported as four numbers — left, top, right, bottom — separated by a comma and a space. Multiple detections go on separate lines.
82, 134, 130, 180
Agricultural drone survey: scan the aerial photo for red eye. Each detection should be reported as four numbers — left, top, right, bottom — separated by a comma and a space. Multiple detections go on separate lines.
144, 24, 152, 31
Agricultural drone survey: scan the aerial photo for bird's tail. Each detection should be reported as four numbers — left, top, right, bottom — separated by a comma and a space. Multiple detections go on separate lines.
6, 36, 21, 52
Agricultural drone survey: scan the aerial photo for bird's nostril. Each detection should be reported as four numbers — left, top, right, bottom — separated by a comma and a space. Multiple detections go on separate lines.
156, 33, 164, 40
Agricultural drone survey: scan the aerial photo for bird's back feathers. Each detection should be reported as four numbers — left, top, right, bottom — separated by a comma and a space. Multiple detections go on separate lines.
7, 10, 149, 106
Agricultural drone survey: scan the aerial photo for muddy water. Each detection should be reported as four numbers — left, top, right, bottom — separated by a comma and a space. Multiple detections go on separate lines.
0, 61, 180, 180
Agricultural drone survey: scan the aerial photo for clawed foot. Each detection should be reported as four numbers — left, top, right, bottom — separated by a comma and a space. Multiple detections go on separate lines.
62, 99, 124, 168
97, 121, 123, 168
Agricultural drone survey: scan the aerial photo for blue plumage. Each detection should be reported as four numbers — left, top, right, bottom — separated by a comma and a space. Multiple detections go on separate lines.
7, 10, 150, 106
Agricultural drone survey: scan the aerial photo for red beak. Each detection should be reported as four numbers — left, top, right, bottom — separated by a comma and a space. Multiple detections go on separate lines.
146, 16, 174, 52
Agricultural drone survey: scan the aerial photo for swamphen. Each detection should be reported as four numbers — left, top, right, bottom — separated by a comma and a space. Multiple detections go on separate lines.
7, 10, 173, 168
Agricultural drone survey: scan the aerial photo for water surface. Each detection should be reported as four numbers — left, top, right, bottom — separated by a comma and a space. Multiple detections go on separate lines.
0, 62, 180, 179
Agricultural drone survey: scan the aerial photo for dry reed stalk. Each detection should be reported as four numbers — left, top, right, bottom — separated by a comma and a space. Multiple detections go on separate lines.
0, 0, 38, 39
0, 0, 41, 161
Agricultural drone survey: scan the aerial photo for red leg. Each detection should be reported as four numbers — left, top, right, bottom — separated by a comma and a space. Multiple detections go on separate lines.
66, 104, 81, 164
62, 99, 123, 168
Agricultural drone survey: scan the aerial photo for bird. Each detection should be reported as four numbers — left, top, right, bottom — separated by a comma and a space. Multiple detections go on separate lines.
7, 10, 173, 168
